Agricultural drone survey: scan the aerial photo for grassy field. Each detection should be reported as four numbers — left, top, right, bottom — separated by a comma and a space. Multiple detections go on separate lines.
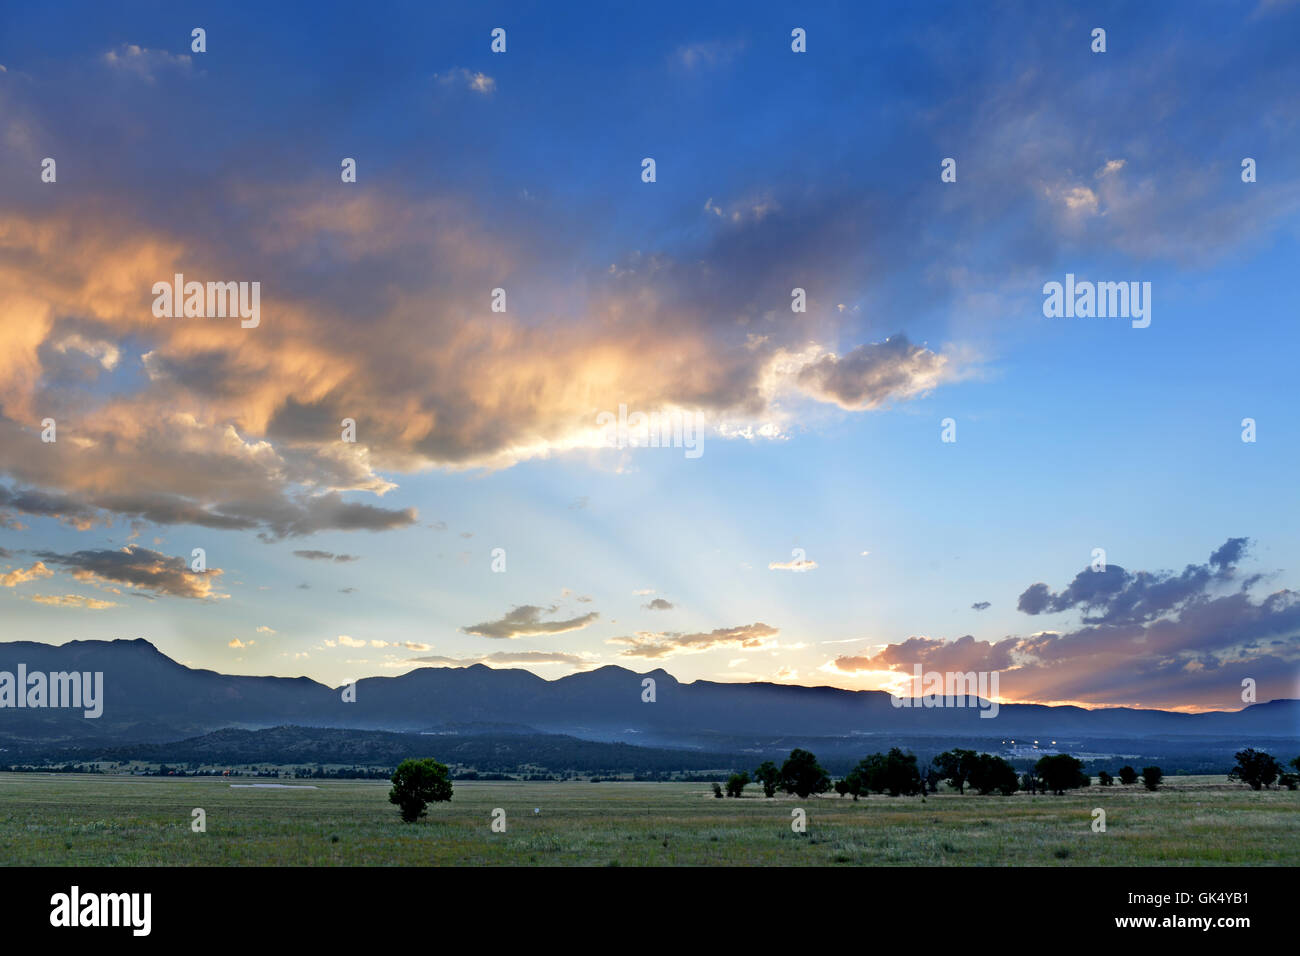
0, 773, 1295, 866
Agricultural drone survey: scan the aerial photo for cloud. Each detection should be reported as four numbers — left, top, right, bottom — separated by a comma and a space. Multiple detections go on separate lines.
228, 638, 254, 648
643, 598, 674, 610
1, 560, 53, 587
256, 625, 276, 634
831, 634, 1016, 676
0, 487, 102, 531
0, 176, 962, 546
53, 333, 120, 371
435, 68, 496, 94
408, 650, 597, 669
102, 44, 193, 82
769, 556, 817, 572
461, 604, 600, 640
29, 593, 117, 609
608, 622, 779, 659
292, 549, 360, 562
702, 195, 778, 225
794, 336, 953, 411
0, 483, 415, 542
0, 142, 984, 560
33, 546, 224, 600
971, 601, 991, 611
1016, 538, 1248, 625
829, 539, 1299, 709
673, 39, 744, 71
1045, 183, 1099, 216
335, 635, 366, 648
5, 10, 1291, 551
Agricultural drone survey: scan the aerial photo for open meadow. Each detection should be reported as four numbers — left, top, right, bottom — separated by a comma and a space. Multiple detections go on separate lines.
0, 773, 1295, 866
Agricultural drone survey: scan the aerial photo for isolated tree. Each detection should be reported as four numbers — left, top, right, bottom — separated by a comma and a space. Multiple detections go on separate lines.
1141, 766, 1163, 791
834, 778, 851, 798
753, 761, 781, 798
780, 748, 832, 798
1097, 770, 1113, 787
1117, 765, 1138, 786
726, 771, 750, 798
1228, 748, 1281, 791
711, 782, 724, 798
388, 757, 453, 822
933, 748, 979, 794
1035, 754, 1089, 795
968, 753, 1019, 796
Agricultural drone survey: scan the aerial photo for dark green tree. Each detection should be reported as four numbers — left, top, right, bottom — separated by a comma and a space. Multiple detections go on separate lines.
932, 748, 979, 794
853, 752, 886, 794
725, 771, 750, 798
1228, 748, 1281, 791
1141, 766, 1163, 791
878, 747, 923, 796
753, 761, 781, 798
922, 767, 943, 795
968, 753, 1020, 795
779, 748, 832, 798
1284, 756, 1300, 790
1097, 770, 1113, 786
388, 757, 453, 822
1117, 765, 1138, 786
847, 749, 921, 797
711, 781, 724, 798
1035, 754, 1089, 795
841, 766, 865, 800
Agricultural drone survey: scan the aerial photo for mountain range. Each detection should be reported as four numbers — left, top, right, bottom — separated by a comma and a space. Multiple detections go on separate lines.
0, 639, 1295, 749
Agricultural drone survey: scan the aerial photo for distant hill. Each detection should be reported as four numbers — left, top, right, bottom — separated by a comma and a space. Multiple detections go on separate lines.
0, 639, 1296, 748
3, 725, 745, 775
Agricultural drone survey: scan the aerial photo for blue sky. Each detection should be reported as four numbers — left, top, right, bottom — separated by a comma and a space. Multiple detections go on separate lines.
1, 1, 1298, 711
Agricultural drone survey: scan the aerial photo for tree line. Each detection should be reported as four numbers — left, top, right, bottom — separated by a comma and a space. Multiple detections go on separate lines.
711, 747, 1300, 800
387, 748, 1300, 820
